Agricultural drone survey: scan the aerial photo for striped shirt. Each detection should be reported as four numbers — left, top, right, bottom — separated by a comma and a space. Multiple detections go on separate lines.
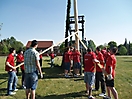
24, 48, 40, 73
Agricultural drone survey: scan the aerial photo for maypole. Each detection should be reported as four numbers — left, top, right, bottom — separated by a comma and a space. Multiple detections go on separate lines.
73, 0, 79, 50
65, 0, 71, 48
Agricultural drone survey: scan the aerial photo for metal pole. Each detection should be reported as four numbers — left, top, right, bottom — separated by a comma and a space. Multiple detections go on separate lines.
74, 0, 79, 50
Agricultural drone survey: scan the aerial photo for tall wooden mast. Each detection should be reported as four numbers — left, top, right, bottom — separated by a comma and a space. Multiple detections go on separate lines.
74, 0, 79, 50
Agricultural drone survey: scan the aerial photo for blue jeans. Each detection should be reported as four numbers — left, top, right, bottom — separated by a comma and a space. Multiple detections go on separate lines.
7, 71, 18, 95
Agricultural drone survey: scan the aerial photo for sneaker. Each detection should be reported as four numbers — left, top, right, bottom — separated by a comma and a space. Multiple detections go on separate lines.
74, 74, 78, 78
103, 96, 112, 99
92, 88, 98, 91
99, 93, 106, 97
13, 89, 18, 91
22, 85, 26, 89
88, 96, 95, 99
65, 74, 70, 78
8, 92, 16, 95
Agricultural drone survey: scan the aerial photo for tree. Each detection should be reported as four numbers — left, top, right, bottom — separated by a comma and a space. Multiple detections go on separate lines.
87, 40, 96, 51
98, 45, 104, 49
0, 36, 24, 54
129, 43, 132, 55
108, 41, 117, 49
2, 43, 8, 54
118, 45, 127, 55
123, 38, 129, 54
128, 41, 131, 55
59, 42, 65, 54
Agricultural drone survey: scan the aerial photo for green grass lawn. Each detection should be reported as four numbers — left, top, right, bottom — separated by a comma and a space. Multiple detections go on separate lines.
0, 56, 132, 99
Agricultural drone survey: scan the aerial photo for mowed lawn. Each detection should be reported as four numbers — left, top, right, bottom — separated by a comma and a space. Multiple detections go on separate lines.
0, 56, 132, 99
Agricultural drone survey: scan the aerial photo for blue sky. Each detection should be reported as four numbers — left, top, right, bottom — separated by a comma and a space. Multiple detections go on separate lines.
0, 0, 132, 46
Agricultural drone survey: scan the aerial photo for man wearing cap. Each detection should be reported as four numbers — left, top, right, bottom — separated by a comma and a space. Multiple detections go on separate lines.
24, 40, 43, 99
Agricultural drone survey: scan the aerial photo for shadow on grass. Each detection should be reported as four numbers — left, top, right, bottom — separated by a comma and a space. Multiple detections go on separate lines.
36, 91, 89, 99
0, 88, 7, 96
0, 72, 8, 79
0, 80, 7, 86
41, 64, 65, 79
124, 60, 132, 62
44, 59, 50, 62
41, 64, 84, 80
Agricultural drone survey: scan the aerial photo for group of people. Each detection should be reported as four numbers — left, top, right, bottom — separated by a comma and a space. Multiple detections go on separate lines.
63, 47, 82, 78
5, 39, 118, 99
63, 46, 118, 99
5, 40, 43, 99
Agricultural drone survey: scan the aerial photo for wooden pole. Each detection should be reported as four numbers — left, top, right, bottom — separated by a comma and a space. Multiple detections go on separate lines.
75, 34, 87, 50
74, 0, 79, 50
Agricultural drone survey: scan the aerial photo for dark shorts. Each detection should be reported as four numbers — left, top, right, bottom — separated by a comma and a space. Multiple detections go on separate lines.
105, 77, 114, 87
25, 71, 38, 90
64, 62, 70, 71
74, 62, 81, 69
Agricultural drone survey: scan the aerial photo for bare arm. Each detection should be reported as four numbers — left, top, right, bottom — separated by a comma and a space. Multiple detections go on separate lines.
36, 60, 43, 78
109, 66, 112, 75
6, 62, 16, 70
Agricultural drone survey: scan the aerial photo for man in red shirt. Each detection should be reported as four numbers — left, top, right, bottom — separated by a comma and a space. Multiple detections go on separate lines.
101, 47, 107, 62
105, 47, 118, 99
93, 47, 106, 97
49, 51, 55, 68
72, 48, 81, 77
5, 48, 18, 95
84, 47, 97, 99
16, 50, 25, 89
64, 47, 71, 78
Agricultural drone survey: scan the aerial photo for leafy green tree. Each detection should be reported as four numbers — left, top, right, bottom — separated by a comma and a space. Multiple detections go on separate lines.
59, 42, 65, 54
118, 45, 127, 55
108, 41, 117, 49
2, 44, 8, 54
0, 36, 24, 54
128, 41, 131, 55
123, 38, 129, 54
98, 45, 104, 49
129, 43, 132, 55
87, 40, 96, 51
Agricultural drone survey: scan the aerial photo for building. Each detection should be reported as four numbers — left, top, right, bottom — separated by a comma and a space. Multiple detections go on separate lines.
26, 41, 53, 54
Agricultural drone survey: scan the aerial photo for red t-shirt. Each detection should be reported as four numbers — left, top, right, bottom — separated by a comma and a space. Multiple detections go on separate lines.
16, 54, 24, 70
84, 52, 96, 72
64, 51, 71, 62
101, 49, 107, 60
49, 53, 55, 59
105, 54, 116, 78
73, 51, 81, 63
39, 54, 43, 59
105, 52, 111, 61
5, 54, 15, 71
96, 52, 104, 72
17, 54, 24, 62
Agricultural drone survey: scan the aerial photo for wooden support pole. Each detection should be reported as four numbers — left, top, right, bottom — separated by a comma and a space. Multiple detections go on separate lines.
74, 0, 79, 50
75, 34, 87, 50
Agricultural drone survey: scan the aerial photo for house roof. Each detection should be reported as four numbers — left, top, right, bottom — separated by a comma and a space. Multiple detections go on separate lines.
26, 41, 53, 48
